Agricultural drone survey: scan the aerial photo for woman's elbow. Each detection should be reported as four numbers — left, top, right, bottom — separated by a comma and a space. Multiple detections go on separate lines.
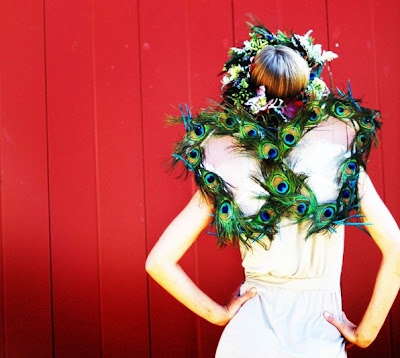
145, 255, 154, 275
145, 252, 160, 276
145, 251, 172, 278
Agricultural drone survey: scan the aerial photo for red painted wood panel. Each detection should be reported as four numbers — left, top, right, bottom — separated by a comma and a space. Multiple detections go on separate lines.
0, 1, 398, 357
45, 1, 102, 356
0, 1, 53, 357
139, 1, 199, 356
91, 1, 149, 356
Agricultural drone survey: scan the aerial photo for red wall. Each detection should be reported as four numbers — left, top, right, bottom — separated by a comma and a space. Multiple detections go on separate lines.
0, 1, 399, 357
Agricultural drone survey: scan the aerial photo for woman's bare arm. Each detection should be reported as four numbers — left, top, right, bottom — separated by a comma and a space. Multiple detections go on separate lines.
325, 172, 400, 347
145, 190, 256, 325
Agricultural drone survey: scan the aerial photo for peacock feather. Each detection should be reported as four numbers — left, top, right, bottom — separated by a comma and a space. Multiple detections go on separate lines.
195, 168, 229, 198
235, 131, 280, 163
284, 183, 318, 222
169, 78, 381, 248
306, 202, 338, 236
301, 101, 329, 128
214, 197, 254, 248
278, 122, 303, 156
246, 199, 283, 241
337, 179, 358, 211
339, 158, 360, 182
257, 163, 305, 199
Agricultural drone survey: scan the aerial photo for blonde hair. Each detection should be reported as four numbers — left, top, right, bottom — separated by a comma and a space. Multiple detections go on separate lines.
251, 45, 310, 99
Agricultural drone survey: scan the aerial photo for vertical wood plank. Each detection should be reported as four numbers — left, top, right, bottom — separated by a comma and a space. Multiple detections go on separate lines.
44, 1, 102, 356
0, 0, 53, 357
91, 0, 150, 356
140, 1, 198, 356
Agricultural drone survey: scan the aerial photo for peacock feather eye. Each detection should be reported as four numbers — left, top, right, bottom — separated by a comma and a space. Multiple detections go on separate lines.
287, 191, 318, 219
260, 210, 271, 222
277, 182, 289, 194
342, 189, 351, 198
333, 103, 352, 118
241, 123, 260, 138
317, 204, 337, 223
258, 207, 276, 224
189, 123, 208, 141
284, 134, 295, 145
218, 201, 233, 222
237, 223, 245, 233
219, 113, 238, 131
296, 202, 307, 214
288, 200, 309, 219
340, 187, 352, 205
307, 106, 323, 125
189, 149, 199, 158
205, 173, 215, 183
344, 160, 358, 176
359, 116, 375, 132
260, 142, 279, 160
281, 125, 301, 148
323, 207, 335, 218
186, 148, 202, 167
310, 111, 318, 121
268, 147, 278, 159
356, 133, 367, 148
202, 171, 220, 190
271, 175, 290, 195
251, 202, 280, 231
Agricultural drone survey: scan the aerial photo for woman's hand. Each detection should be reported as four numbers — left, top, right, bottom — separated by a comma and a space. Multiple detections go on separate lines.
323, 311, 369, 348
215, 287, 258, 326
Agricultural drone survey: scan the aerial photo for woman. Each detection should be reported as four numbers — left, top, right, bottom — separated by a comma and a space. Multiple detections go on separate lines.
146, 24, 400, 357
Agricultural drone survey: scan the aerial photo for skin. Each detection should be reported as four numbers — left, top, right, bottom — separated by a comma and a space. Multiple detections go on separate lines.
145, 191, 256, 326
145, 171, 400, 347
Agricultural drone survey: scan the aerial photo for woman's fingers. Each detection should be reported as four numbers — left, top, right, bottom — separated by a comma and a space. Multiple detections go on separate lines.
323, 311, 356, 345
226, 287, 257, 318
236, 287, 257, 305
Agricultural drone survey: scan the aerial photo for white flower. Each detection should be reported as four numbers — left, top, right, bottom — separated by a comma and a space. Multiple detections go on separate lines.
297, 31, 313, 50
312, 44, 322, 58
295, 30, 338, 65
245, 94, 266, 114
243, 40, 253, 50
321, 50, 338, 62
304, 30, 313, 38
230, 46, 245, 55
221, 75, 233, 89
256, 85, 266, 96
245, 87, 284, 114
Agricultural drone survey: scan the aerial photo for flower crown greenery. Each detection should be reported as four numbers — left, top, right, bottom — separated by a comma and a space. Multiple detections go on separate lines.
221, 23, 338, 116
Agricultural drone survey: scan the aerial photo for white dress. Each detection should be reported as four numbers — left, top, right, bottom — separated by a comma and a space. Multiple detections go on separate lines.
204, 118, 355, 358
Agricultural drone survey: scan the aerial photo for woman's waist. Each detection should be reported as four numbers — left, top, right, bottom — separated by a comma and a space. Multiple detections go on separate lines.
243, 271, 341, 291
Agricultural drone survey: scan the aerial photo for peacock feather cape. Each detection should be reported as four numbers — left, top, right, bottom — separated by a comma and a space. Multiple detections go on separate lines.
169, 23, 381, 249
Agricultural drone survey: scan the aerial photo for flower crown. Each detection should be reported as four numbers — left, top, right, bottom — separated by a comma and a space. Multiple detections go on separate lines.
221, 23, 338, 116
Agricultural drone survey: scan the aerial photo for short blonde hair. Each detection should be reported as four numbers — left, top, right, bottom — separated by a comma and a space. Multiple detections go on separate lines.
251, 45, 310, 99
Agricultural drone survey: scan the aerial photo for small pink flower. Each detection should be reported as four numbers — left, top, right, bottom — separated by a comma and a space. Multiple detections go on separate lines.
256, 85, 266, 96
